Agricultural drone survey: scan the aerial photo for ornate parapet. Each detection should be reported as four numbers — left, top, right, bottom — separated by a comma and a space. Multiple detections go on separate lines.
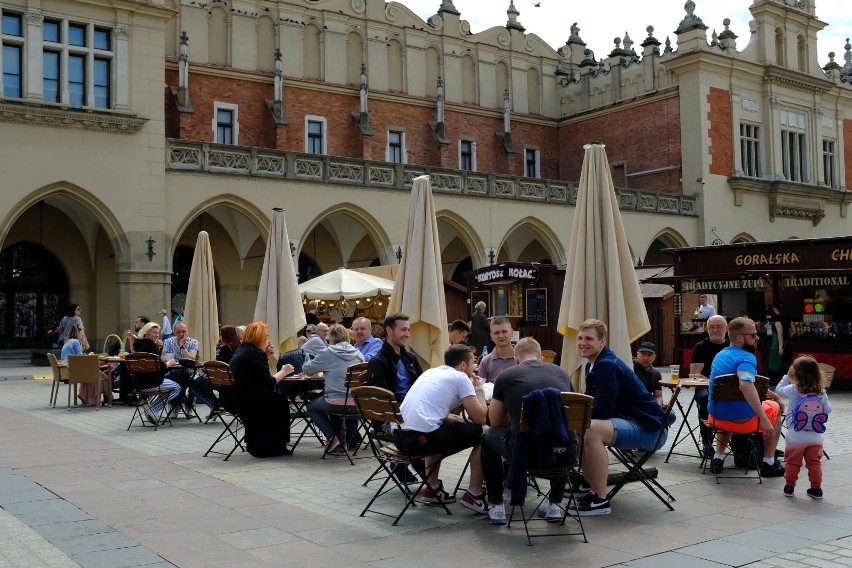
165, 139, 698, 215
728, 176, 848, 224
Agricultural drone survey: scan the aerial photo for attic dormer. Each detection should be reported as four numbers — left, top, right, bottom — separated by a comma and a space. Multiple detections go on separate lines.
749, 0, 827, 74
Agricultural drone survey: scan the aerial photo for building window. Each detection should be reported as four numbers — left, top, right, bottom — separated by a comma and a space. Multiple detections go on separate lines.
780, 110, 807, 182
1, 15, 115, 108
525, 148, 540, 178
823, 139, 836, 188
459, 139, 476, 172
305, 116, 327, 155
740, 123, 761, 177
387, 130, 405, 164
212, 102, 238, 145
43, 51, 60, 103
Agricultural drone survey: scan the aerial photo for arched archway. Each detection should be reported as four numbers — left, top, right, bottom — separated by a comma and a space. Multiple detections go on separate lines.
643, 228, 688, 265
730, 232, 756, 244
436, 211, 485, 284
496, 218, 564, 265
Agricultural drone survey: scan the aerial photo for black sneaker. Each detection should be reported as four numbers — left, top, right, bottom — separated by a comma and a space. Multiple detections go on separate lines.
576, 491, 611, 516
806, 487, 823, 500
783, 485, 794, 497
421, 481, 455, 504
710, 458, 724, 474
571, 479, 592, 495
759, 461, 784, 478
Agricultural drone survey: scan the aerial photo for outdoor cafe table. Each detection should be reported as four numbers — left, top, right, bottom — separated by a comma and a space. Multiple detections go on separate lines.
660, 376, 708, 464
279, 373, 325, 452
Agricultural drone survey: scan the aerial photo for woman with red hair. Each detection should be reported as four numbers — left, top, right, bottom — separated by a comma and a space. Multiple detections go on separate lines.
229, 322, 294, 457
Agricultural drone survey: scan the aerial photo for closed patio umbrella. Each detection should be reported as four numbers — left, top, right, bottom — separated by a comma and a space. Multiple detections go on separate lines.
387, 175, 448, 369
254, 208, 306, 353
557, 144, 650, 388
184, 231, 219, 363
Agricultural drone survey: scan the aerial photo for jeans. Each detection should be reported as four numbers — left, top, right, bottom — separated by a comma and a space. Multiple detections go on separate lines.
306, 397, 358, 441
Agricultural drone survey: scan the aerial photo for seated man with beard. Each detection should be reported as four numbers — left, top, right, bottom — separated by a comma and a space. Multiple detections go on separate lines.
707, 317, 784, 477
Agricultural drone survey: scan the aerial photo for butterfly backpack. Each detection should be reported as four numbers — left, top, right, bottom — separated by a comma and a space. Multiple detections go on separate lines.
792, 393, 829, 433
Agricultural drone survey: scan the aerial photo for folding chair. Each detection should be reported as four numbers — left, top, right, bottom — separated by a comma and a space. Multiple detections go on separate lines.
47, 353, 68, 407
607, 386, 681, 510
281, 376, 325, 452
351, 386, 451, 526
321, 362, 369, 465
508, 392, 593, 546
202, 361, 245, 460
66, 355, 104, 410
700, 375, 768, 483
540, 350, 558, 364
125, 352, 173, 430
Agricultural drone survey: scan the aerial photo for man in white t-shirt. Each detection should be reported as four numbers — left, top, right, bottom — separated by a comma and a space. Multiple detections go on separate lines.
394, 344, 488, 514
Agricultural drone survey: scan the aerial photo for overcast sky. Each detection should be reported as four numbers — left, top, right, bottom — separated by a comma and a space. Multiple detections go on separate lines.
398, 0, 851, 66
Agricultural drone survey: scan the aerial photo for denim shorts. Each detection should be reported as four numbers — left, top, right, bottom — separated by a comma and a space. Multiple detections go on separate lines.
610, 418, 668, 452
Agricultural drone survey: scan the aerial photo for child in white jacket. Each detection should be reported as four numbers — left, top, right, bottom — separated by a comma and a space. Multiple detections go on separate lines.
775, 356, 832, 499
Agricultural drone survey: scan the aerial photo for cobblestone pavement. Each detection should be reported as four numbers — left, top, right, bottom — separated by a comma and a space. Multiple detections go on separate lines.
1, 362, 852, 567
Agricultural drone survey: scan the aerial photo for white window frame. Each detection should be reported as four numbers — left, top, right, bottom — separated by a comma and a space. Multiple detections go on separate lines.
822, 139, 837, 188
524, 147, 541, 178
386, 128, 406, 164
305, 114, 327, 155
739, 122, 762, 178
780, 109, 808, 182
459, 138, 477, 172
212, 101, 239, 145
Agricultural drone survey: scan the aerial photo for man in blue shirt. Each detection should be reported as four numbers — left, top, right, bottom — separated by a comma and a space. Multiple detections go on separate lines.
351, 317, 382, 361
708, 317, 784, 477
365, 313, 422, 400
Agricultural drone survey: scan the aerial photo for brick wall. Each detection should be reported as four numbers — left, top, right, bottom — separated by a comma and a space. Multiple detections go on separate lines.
556, 96, 683, 194
707, 87, 733, 177
166, 70, 560, 177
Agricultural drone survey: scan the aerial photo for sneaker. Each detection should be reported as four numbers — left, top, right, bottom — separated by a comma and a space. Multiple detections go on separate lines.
571, 480, 592, 495
710, 458, 724, 474
806, 488, 823, 500
536, 500, 564, 522
168, 406, 179, 419
460, 490, 488, 514
328, 445, 348, 456
421, 481, 455, 504
184, 402, 195, 418
576, 491, 611, 516
325, 436, 342, 454
783, 485, 795, 497
488, 503, 506, 525
759, 461, 785, 478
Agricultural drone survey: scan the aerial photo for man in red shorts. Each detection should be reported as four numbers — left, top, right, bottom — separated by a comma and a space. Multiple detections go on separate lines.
708, 317, 784, 477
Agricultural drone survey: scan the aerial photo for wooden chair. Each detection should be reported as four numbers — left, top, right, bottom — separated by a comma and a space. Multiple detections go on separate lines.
66, 355, 104, 410
202, 361, 245, 461
125, 352, 172, 430
351, 386, 451, 526
321, 361, 369, 465
541, 350, 557, 364
700, 374, 769, 483
608, 386, 680, 508
507, 391, 593, 546
47, 352, 67, 407
818, 363, 835, 389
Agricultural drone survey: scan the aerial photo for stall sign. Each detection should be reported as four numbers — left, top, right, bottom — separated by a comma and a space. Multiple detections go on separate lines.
783, 276, 850, 288
474, 265, 539, 284
682, 278, 765, 293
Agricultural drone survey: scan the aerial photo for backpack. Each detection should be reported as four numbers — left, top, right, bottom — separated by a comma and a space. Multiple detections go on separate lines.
792, 393, 829, 433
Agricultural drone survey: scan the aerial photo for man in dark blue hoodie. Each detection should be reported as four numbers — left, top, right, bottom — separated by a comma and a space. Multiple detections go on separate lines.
576, 319, 668, 516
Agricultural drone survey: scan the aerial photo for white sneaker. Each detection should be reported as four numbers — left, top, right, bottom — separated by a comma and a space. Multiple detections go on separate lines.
488, 503, 506, 525
536, 501, 563, 522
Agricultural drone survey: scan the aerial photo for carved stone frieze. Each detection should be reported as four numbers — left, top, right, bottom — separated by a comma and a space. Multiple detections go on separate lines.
0, 102, 147, 134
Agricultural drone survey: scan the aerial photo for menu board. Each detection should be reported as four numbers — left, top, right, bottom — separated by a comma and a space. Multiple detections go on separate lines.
525, 288, 547, 325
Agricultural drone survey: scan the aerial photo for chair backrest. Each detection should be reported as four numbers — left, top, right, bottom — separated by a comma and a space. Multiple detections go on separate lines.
204, 361, 235, 388
345, 362, 369, 389
711, 374, 769, 402
818, 363, 835, 389
66, 355, 101, 384
351, 386, 402, 425
47, 352, 66, 380
541, 350, 557, 364
125, 352, 162, 374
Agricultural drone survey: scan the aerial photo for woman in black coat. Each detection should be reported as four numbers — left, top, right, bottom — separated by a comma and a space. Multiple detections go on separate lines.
229, 322, 294, 457
470, 301, 490, 356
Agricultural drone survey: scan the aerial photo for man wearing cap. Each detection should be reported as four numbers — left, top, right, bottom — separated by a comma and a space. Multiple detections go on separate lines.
633, 342, 663, 407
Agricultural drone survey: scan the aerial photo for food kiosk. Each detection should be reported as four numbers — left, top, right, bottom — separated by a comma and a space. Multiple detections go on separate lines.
651, 236, 852, 387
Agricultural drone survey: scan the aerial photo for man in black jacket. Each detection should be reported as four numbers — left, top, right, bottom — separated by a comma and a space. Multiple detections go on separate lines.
365, 313, 422, 400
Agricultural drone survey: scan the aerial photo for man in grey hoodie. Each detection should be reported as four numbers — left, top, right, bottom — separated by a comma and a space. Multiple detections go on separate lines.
304, 323, 365, 454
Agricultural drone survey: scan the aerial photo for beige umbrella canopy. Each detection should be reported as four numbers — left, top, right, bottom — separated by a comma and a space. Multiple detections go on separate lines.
254, 208, 306, 353
184, 231, 219, 363
387, 175, 449, 369
557, 144, 650, 388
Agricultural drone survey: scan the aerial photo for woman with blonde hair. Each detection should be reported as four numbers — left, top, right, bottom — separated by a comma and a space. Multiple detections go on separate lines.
470, 301, 490, 356
229, 321, 294, 457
